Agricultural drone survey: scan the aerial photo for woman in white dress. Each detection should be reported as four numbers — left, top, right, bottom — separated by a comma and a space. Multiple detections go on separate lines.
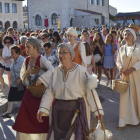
66, 27, 87, 69
37, 43, 104, 140
0, 35, 14, 91
116, 28, 140, 129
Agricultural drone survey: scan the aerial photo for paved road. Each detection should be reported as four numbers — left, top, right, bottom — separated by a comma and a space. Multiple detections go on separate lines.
0, 71, 140, 140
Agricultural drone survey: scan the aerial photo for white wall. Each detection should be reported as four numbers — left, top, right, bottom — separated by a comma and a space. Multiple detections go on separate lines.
0, 0, 23, 29
109, 5, 117, 16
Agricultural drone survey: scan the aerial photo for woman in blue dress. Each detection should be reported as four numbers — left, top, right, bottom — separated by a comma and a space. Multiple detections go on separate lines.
103, 34, 118, 89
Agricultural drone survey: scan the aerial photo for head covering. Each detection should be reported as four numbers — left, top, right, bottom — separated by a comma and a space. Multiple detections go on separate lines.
128, 23, 140, 33
58, 43, 75, 60
26, 36, 41, 50
7, 27, 13, 31
123, 28, 136, 41
66, 27, 78, 37
20, 36, 27, 42
42, 29, 48, 34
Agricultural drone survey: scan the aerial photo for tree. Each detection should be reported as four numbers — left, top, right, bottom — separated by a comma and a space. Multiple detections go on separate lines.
109, 14, 115, 21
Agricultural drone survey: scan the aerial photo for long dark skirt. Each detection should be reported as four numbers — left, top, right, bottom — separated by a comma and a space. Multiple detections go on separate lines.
8, 86, 26, 102
47, 98, 89, 140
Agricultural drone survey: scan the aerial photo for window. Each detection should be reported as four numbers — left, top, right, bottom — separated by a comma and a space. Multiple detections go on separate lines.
5, 3, 9, 13
102, 0, 105, 6
5, 21, 10, 29
52, 13, 58, 25
23, 12, 27, 16
102, 16, 105, 25
90, 0, 94, 4
0, 21, 3, 29
12, 4, 17, 13
95, 19, 99, 25
13, 21, 17, 28
35, 15, 42, 26
97, 0, 100, 5
0, 3, 2, 13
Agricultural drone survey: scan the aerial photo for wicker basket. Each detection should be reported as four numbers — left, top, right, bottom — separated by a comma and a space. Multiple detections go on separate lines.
112, 73, 130, 93
23, 66, 47, 97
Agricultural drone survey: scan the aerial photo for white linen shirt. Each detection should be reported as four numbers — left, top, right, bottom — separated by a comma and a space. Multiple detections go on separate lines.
39, 64, 104, 117
20, 56, 54, 87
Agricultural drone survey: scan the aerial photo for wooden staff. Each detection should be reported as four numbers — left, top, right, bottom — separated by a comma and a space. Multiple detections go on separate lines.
85, 72, 106, 140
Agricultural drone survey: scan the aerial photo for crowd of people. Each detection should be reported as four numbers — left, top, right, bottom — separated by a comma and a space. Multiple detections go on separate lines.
0, 22, 139, 140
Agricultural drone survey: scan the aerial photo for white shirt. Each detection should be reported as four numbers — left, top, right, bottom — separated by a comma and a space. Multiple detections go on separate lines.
20, 56, 54, 87
39, 64, 104, 117
0, 44, 14, 68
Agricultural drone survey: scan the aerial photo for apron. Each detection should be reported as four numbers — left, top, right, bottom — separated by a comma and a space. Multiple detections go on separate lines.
12, 55, 49, 133
72, 42, 82, 65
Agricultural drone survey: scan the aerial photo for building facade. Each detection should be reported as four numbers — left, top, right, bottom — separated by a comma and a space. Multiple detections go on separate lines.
23, 5, 28, 29
27, 0, 109, 30
109, 5, 117, 16
0, 0, 23, 30
109, 5, 117, 27
115, 12, 140, 27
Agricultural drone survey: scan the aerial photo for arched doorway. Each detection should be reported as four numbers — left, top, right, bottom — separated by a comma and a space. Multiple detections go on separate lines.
5, 21, 10, 29
13, 21, 17, 28
0, 21, 3, 29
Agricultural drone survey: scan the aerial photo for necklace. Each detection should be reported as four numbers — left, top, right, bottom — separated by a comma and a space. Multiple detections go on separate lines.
29, 56, 38, 67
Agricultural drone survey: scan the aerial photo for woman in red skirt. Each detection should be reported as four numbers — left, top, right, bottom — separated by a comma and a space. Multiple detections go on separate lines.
12, 37, 54, 140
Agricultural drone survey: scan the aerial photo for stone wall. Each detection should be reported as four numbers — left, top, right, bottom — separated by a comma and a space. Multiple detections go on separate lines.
28, 0, 109, 30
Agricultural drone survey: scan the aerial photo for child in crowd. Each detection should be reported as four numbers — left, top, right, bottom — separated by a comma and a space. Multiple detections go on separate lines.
92, 32, 104, 87
103, 34, 118, 89
83, 42, 95, 75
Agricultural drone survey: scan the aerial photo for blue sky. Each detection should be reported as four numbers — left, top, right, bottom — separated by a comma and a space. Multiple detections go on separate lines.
109, 0, 140, 12
23, 0, 140, 13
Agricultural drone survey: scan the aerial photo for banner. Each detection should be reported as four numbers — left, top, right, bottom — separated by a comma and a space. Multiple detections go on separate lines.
44, 19, 49, 27
58, 19, 60, 28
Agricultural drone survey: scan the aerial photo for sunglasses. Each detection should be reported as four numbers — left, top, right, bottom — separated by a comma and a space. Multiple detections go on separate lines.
41, 38, 45, 40
5, 42, 10, 44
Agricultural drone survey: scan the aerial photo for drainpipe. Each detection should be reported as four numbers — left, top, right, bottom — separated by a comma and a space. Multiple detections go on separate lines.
108, 0, 110, 29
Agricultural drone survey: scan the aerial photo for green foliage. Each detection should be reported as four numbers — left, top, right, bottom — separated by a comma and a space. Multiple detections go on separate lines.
109, 14, 115, 21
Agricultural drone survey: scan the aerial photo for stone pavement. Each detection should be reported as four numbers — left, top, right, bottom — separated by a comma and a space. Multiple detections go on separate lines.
0, 71, 140, 140
0, 71, 9, 114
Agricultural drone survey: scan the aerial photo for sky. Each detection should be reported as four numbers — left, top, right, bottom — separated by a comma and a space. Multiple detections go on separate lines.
23, 0, 140, 13
109, 0, 140, 13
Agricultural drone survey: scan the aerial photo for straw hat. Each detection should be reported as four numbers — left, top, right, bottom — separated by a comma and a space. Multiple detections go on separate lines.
128, 23, 140, 33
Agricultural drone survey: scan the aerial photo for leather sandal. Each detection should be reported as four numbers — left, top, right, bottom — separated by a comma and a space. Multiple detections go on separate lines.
1, 113, 12, 118
116, 126, 124, 130
0, 88, 6, 92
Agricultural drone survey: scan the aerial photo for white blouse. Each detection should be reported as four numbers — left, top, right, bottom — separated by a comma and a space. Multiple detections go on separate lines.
20, 56, 54, 87
117, 43, 140, 71
39, 64, 104, 117
0, 44, 14, 67
67, 41, 87, 69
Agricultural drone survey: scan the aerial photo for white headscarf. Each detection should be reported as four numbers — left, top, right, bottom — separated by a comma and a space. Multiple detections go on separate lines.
66, 27, 78, 37
123, 28, 136, 41
58, 43, 75, 60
